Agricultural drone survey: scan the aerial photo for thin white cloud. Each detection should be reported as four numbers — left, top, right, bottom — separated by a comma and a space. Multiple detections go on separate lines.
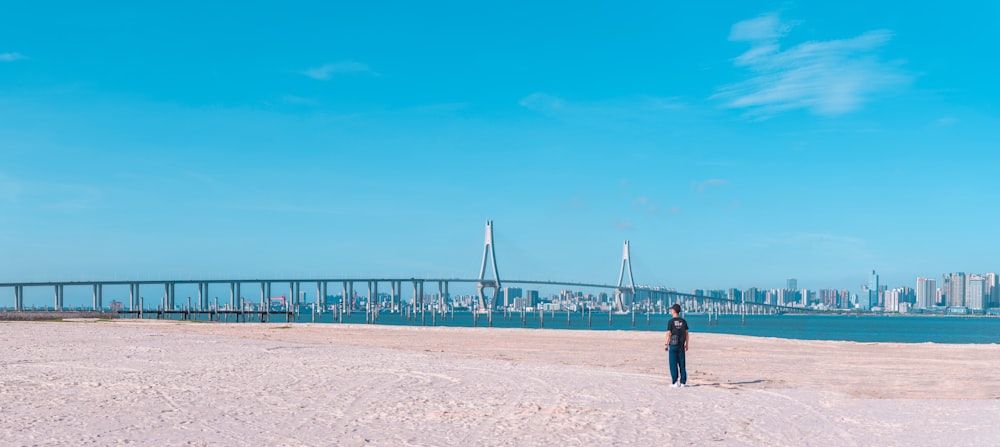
747, 232, 872, 263
729, 14, 792, 41
614, 219, 634, 231
0, 174, 21, 202
716, 13, 908, 117
519, 93, 685, 119
518, 92, 566, 112
301, 61, 375, 80
37, 183, 101, 211
631, 196, 668, 217
0, 52, 26, 62
696, 178, 729, 192
280, 95, 319, 105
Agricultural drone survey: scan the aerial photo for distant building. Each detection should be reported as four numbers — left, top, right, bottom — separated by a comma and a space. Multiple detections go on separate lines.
966, 275, 986, 311
860, 270, 879, 310
819, 289, 840, 308
787, 278, 797, 291
765, 289, 778, 306
743, 287, 763, 304
986, 273, 1000, 308
943, 272, 966, 307
728, 288, 742, 301
777, 289, 797, 306
503, 287, 523, 308
884, 288, 899, 312
526, 290, 540, 307
915, 277, 937, 309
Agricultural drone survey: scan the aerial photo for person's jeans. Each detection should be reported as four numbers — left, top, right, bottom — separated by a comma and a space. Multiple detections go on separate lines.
668, 346, 687, 384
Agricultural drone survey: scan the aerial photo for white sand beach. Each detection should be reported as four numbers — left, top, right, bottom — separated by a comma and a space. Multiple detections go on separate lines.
2, 320, 998, 446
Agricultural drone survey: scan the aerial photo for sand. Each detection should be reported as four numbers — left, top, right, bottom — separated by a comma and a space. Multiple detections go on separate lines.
1, 320, 998, 446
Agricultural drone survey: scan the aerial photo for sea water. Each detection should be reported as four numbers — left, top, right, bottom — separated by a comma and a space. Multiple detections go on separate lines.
238, 311, 1000, 344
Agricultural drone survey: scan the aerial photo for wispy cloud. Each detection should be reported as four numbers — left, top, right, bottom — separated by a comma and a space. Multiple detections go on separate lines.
756, 232, 870, 258
695, 178, 729, 192
519, 93, 685, 121
301, 61, 375, 80
0, 174, 22, 202
716, 13, 908, 117
632, 196, 668, 217
0, 173, 101, 211
614, 219, 634, 231
38, 183, 102, 211
280, 95, 319, 105
0, 52, 26, 62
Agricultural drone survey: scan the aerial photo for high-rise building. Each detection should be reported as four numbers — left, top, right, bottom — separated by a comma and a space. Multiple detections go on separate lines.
859, 270, 879, 310
502, 287, 523, 308
526, 290, 540, 307
966, 275, 986, 311
777, 289, 798, 306
985, 273, 1000, 308
943, 273, 966, 307
884, 288, 900, 312
915, 277, 937, 309
819, 289, 839, 307
728, 288, 742, 301
765, 289, 778, 306
787, 278, 798, 291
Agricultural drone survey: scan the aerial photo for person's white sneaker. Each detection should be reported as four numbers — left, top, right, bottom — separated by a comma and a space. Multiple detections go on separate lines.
678, 383, 686, 388
670, 383, 679, 388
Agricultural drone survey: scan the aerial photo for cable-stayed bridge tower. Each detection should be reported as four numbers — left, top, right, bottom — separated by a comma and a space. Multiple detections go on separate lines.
476, 220, 501, 311
614, 240, 636, 312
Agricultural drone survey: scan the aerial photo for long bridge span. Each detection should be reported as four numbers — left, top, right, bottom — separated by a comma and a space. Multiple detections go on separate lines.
1, 221, 816, 318
0, 276, 807, 316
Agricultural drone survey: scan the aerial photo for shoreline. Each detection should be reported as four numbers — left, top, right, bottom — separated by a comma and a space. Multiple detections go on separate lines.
0, 310, 119, 321
3, 320, 998, 446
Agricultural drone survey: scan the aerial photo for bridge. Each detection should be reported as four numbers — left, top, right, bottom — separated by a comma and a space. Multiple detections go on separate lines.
0, 221, 813, 320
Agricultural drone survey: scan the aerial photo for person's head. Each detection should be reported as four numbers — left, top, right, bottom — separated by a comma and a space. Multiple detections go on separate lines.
670, 303, 682, 316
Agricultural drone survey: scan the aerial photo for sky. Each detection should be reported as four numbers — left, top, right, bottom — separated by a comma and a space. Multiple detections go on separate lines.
2, 1, 999, 301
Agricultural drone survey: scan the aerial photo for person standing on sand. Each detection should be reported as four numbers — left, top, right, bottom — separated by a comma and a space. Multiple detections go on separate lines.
665, 303, 689, 387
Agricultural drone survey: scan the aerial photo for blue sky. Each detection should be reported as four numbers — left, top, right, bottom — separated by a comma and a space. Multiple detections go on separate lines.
2, 1, 999, 301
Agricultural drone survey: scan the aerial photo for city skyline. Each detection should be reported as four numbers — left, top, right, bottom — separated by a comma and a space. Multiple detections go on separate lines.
3, 3, 1000, 292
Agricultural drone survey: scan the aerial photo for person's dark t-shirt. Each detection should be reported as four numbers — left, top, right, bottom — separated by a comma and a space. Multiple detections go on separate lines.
667, 317, 689, 347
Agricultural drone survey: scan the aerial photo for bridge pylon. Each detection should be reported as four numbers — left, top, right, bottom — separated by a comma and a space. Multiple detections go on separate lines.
614, 240, 635, 312
476, 220, 501, 312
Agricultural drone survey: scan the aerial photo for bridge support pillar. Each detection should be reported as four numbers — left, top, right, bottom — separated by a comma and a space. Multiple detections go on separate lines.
92, 284, 103, 311
476, 220, 501, 313
235, 282, 242, 311
614, 241, 636, 313
420, 281, 425, 325
317, 282, 323, 312
128, 283, 136, 311
346, 281, 353, 313
197, 283, 204, 310
168, 283, 176, 310
411, 281, 418, 320
342, 281, 349, 315
265, 282, 271, 314
259, 282, 266, 311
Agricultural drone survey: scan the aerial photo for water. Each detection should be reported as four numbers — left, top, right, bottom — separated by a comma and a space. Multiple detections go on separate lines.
150, 310, 1000, 344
